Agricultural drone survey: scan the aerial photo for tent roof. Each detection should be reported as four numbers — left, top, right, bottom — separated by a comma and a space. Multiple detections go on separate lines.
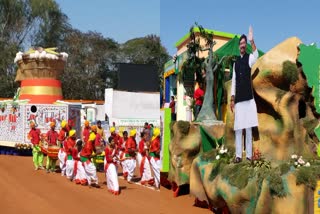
215, 36, 264, 59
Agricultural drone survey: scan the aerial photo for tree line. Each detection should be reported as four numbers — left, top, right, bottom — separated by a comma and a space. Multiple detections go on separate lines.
0, 0, 170, 100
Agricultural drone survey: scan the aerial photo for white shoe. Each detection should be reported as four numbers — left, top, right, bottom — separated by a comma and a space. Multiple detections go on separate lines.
39, 166, 45, 170
35, 167, 39, 171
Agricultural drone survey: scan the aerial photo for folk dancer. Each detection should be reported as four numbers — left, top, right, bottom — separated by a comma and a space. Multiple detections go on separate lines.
46, 122, 59, 173
149, 128, 161, 189
91, 125, 104, 171
82, 120, 90, 143
97, 120, 106, 145
119, 131, 128, 179
58, 120, 68, 176
104, 137, 120, 195
72, 139, 88, 185
28, 121, 44, 170
138, 132, 154, 186
122, 129, 137, 183
80, 132, 100, 188
65, 130, 76, 180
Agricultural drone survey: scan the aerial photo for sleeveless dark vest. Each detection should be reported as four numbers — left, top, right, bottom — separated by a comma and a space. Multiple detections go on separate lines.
235, 53, 253, 104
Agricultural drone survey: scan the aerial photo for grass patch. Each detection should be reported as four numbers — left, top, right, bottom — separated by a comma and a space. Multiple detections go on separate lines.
198, 150, 320, 198
279, 162, 290, 175
269, 169, 286, 197
221, 162, 254, 189
295, 166, 317, 189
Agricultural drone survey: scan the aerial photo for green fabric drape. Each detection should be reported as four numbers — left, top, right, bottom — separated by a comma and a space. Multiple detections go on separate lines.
200, 125, 224, 153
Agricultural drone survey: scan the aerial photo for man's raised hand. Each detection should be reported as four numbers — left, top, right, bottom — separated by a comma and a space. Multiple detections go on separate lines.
248, 25, 253, 42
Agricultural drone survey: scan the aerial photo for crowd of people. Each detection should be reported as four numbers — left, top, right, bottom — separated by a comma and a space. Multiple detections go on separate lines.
28, 120, 161, 195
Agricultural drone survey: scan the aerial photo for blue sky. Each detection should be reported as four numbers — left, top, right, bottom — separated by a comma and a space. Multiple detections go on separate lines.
161, 0, 320, 56
56, 0, 160, 43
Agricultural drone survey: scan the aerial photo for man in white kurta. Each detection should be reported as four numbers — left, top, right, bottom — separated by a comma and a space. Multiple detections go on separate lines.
231, 28, 259, 163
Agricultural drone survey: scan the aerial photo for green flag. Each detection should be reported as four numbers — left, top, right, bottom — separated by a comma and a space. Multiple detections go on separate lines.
200, 125, 224, 153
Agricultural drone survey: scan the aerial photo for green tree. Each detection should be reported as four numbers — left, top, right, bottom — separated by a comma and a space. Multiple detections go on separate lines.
60, 29, 119, 100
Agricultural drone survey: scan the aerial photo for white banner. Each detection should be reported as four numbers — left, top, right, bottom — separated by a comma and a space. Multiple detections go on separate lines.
105, 89, 160, 126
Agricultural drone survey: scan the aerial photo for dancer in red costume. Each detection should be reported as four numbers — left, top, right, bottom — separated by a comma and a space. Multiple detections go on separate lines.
82, 120, 90, 143
149, 128, 161, 189
104, 137, 120, 195
72, 140, 88, 185
58, 120, 68, 176
28, 121, 44, 170
46, 122, 58, 173
65, 130, 77, 180
138, 132, 154, 186
80, 132, 100, 188
122, 129, 137, 183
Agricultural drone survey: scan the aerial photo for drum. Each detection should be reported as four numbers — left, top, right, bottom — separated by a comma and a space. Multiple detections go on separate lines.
47, 146, 60, 159
40, 146, 48, 155
39, 135, 48, 154
95, 155, 105, 164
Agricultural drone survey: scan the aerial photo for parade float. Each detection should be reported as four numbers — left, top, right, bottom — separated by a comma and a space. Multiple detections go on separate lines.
0, 48, 81, 153
165, 28, 320, 213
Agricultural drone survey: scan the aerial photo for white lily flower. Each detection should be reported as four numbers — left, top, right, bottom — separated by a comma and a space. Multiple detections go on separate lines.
305, 162, 310, 167
216, 155, 220, 160
294, 162, 298, 165
298, 158, 305, 165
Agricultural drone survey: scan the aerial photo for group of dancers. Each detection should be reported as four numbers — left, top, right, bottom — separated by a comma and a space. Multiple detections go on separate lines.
28, 120, 161, 195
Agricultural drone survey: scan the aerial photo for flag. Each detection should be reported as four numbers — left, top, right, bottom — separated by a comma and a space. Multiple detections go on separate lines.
199, 125, 224, 153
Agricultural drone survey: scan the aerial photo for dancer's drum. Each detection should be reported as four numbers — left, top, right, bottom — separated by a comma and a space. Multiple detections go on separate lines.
39, 134, 48, 154
47, 146, 60, 159
40, 146, 48, 155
